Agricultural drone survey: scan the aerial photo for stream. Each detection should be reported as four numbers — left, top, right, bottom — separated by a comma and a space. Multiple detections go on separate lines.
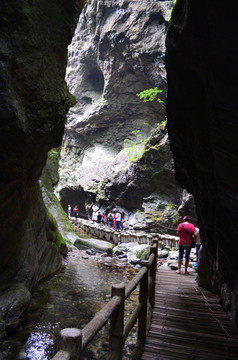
0, 238, 139, 360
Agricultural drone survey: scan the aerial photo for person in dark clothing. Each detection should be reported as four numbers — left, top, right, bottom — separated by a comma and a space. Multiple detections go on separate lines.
97, 211, 102, 224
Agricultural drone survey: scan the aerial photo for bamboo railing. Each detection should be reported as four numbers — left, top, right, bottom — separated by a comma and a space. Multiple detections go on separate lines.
52, 239, 158, 360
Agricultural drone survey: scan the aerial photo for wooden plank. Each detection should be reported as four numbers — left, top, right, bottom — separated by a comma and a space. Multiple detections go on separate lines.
140, 268, 238, 360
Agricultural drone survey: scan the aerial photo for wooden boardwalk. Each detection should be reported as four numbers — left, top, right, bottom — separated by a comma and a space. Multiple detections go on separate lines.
140, 268, 238, 360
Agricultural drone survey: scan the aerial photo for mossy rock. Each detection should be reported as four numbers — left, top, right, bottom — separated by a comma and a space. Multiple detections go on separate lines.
74, 238, 114, 254
127, 244, 150, 262
41, 183, 78, 245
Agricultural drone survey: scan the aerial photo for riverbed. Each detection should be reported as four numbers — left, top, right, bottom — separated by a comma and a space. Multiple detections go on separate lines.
0, 245, 139, 360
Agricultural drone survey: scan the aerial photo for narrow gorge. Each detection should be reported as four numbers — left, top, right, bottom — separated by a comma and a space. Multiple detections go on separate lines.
0, 0, 238, 355
57, 0, 185, 228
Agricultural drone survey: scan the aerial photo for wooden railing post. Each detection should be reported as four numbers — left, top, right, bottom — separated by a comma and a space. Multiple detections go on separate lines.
137, 260, 149, 345
109, 283, 125, 360
149, 239, 158, 308
60, 328, 82, 360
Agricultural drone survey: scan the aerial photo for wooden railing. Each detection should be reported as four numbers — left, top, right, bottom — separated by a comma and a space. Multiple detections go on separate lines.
52, 239, 158, 360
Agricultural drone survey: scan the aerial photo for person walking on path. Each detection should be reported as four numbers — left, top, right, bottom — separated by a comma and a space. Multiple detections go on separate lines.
194, 227, 201, 267
102, 211, 107, 226
113, 210, 116, 230
67, 205, 71, 218
115, 211, 122, 231
176, 216, 195, 274
97, 211, 102, 225
108, 211, 113, 227
73, 205, 79, 219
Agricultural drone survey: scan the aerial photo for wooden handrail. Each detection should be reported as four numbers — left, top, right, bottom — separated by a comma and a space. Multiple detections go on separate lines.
52, 239, 158, 360
125, 266, 147, 298
124, 303, 143, 341
82, 294, 121, 349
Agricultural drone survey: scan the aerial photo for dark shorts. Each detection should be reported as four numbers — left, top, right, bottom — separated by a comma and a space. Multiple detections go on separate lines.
178, 245, 191, 261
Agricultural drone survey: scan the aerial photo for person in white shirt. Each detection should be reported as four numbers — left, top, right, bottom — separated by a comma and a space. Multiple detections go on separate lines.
194, 227, 201, 267
67, 205, 71, 218
115, 211, 122, 231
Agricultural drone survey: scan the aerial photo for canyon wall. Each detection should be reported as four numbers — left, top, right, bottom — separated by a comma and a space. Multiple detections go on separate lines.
57, 0, 186, 227
166, 0, 238, 328
0, 0, 85, 336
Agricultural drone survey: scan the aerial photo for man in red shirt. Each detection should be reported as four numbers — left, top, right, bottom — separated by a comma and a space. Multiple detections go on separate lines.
73, 205, 79, 219
176, 216, 195, 274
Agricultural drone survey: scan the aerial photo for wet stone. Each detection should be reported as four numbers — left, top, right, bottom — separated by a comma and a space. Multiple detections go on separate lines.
118, 253, 127, 259
86, 249, 96, 255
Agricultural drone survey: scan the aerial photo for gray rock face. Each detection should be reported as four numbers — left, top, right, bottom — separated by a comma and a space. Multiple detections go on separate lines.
166, 0, 238, 328
0, 0, 85, 335
58, 0, 179, 219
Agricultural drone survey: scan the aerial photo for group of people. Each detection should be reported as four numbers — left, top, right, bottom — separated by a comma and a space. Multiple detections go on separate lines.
67, 204, 200, 272
97, 210, 122, 231
67, 204, 122, 231
176, 215, 201, 274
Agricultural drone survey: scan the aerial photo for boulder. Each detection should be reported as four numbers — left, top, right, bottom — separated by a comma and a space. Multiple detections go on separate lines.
158, 250, 169, 258
113, 242, 139, 255
127, 244, 151, 263
0, 283, 31, 334
74, 238, 114, 254
167, 250, 179, 260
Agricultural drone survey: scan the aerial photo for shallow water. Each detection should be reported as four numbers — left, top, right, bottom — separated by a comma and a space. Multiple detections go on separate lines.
0, 246, 139, 360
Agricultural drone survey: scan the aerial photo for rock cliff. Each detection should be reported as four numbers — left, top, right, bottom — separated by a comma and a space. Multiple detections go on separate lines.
166, 1, 238, 328
0, 0, 85, 336
57, 0, 184, 226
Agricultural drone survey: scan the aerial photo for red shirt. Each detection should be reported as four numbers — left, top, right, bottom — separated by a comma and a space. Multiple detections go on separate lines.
177, 222, 195, 245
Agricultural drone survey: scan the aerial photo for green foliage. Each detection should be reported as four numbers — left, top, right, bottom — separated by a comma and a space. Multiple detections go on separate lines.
48, 148, 60, 160
157, 119, 167, 129
137, 87, 164, 103
164, 202, 179, 224
65, 92, 76, 108
97, 187, 104, 201
96, 179, 105, 201
46, 208, 66, 249
91, 97, 103, 105
143, 121, 150, 127
168, 0, 177, 21
165, 203, 177, 211
124, 130, 150, 163
41, 183, 75, 235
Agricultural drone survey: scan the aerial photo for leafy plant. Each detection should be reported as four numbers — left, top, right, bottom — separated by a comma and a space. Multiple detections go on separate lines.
49, 148, 60, 160
91, 97, 103, 105
157, 119, 167, 129
137, 87, 164, 103
168, 0, 177, 21
165, 203, 177, 211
